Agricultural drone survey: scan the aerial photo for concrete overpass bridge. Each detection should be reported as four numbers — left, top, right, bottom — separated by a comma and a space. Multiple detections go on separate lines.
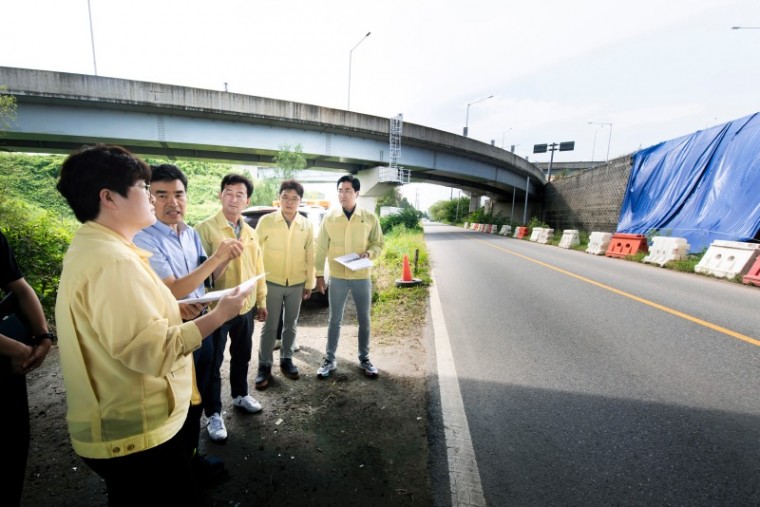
0, 66, 545, 219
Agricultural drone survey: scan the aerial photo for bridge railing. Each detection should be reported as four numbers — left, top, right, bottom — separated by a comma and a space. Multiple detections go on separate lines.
378, 167, 410, 184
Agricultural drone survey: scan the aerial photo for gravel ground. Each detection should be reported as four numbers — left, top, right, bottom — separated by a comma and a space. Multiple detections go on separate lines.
21, 298, 433, 506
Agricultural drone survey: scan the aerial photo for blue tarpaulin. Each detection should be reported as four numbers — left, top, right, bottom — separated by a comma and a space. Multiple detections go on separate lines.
617, 112, 760, 253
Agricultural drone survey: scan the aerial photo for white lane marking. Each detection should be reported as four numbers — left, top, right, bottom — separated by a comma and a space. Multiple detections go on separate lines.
430, 273, 487, 507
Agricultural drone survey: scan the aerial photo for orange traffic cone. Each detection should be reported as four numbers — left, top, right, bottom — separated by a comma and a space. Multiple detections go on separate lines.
402, 254, 413, 282
395, 254, 422, 287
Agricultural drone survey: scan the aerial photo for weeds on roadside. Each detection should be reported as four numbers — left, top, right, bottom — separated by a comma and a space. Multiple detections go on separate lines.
372, 225, 430, 340
668, 253, 703, 273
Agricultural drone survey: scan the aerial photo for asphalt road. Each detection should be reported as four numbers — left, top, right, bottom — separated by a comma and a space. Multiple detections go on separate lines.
425, 223, 760, 506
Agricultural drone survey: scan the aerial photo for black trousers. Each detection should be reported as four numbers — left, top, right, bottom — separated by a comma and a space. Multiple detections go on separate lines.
0, 373, 29, 506
82, 418, 207, 507
204, 309, 254, 416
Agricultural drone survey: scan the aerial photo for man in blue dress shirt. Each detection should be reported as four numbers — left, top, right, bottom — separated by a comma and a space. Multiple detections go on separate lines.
134, 164, 243, 480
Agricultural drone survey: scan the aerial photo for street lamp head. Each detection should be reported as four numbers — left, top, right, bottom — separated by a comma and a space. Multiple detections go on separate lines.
467, 95, 494, 107
463, 95, 494, 137
587, 122, 613, 162
347, 31, 373, 110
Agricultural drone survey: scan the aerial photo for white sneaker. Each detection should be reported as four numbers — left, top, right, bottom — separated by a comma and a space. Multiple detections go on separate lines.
206, 413, 227, 441
232, 395, 262, 413
360, 359, 379, 377
293, 342, 301, 352
317, 359, 337, 377
273, 339, 282, 350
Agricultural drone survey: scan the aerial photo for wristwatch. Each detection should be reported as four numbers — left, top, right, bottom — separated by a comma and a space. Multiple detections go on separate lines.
31, 332, 57, 347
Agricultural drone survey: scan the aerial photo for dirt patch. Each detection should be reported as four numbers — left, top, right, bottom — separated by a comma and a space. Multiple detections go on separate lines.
22, 299, 432, 506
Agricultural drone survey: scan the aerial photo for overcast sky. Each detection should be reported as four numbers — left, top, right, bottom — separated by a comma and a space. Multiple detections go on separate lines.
2, 0, 759, 210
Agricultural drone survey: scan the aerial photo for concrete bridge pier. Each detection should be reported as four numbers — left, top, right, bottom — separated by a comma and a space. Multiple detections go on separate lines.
355, 165, 409, 214
469, 193, 481, 213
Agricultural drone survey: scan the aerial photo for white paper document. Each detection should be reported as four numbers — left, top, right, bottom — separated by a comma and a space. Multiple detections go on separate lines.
178, 273, 266, 304
335, 253, 374, 271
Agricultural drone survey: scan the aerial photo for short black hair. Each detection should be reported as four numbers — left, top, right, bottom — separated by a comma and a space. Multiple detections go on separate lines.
337, 174, 360, 192
279, 179, 304, 198
150, 164, 188, 190
57, 144, 151, 223
221, 173, 254, 197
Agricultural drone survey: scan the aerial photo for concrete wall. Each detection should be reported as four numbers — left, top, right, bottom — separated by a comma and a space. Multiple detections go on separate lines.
543, 154, 633, 233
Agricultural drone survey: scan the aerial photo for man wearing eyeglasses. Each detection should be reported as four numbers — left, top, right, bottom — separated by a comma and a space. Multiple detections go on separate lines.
253, 179, 315, 389
134, 164, 243, 479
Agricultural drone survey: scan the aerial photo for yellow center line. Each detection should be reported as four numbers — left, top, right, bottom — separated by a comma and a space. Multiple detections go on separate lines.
474, 236, 760, 348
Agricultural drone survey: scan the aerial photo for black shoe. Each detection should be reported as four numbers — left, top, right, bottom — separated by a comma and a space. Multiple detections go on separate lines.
280, 358, 300, 380
255, 364, 272, 390
193, 454, 225, 480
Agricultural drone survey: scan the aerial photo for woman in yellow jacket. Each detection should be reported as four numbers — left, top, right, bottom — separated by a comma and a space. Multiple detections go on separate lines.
254, 179, 315, 388
55, 145, 251, 506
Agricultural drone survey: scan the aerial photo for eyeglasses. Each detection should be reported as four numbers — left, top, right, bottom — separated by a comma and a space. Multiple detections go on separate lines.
280, 195, 301, 203
133, 183, 151, 196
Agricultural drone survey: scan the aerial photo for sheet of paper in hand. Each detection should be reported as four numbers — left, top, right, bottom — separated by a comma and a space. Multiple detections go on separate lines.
178, 273, 266, 304
335, 253, 374, 271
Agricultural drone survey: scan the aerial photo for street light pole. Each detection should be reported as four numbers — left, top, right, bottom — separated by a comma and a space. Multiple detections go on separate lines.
463, 95, 493, 137
455, 189, 462, 223
87, 0, 98, 75
588, 121, 613, 162
347, 31, 371, 111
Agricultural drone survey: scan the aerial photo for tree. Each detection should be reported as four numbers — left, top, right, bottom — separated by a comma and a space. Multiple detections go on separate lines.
252, 143, 307, 205
429, 196, 470, 224
274, 143, 307, 179
0, 86, 17, 134
375, 186, 413, 215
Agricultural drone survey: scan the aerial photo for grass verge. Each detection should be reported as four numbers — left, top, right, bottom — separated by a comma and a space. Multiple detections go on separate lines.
372, 226, 431, 342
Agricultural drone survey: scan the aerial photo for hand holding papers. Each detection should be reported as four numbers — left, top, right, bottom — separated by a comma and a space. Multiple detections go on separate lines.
335, 253, 373, 271
178, 273, 266, 304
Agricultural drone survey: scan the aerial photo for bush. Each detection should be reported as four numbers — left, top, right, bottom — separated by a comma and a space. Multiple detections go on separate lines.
467, 207, 509, 229
380, 208, 422, 234
0, 196, 76, 322
527, 216, 550, 229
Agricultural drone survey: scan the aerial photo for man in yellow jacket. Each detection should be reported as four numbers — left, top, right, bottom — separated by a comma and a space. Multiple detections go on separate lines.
315, 175, 384, 378
195, 173, 267, 443
254, 179, 315, 388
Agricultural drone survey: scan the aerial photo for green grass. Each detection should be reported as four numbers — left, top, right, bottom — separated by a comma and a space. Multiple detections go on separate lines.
371, 227, 430, 340
668, 253, 703, 273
